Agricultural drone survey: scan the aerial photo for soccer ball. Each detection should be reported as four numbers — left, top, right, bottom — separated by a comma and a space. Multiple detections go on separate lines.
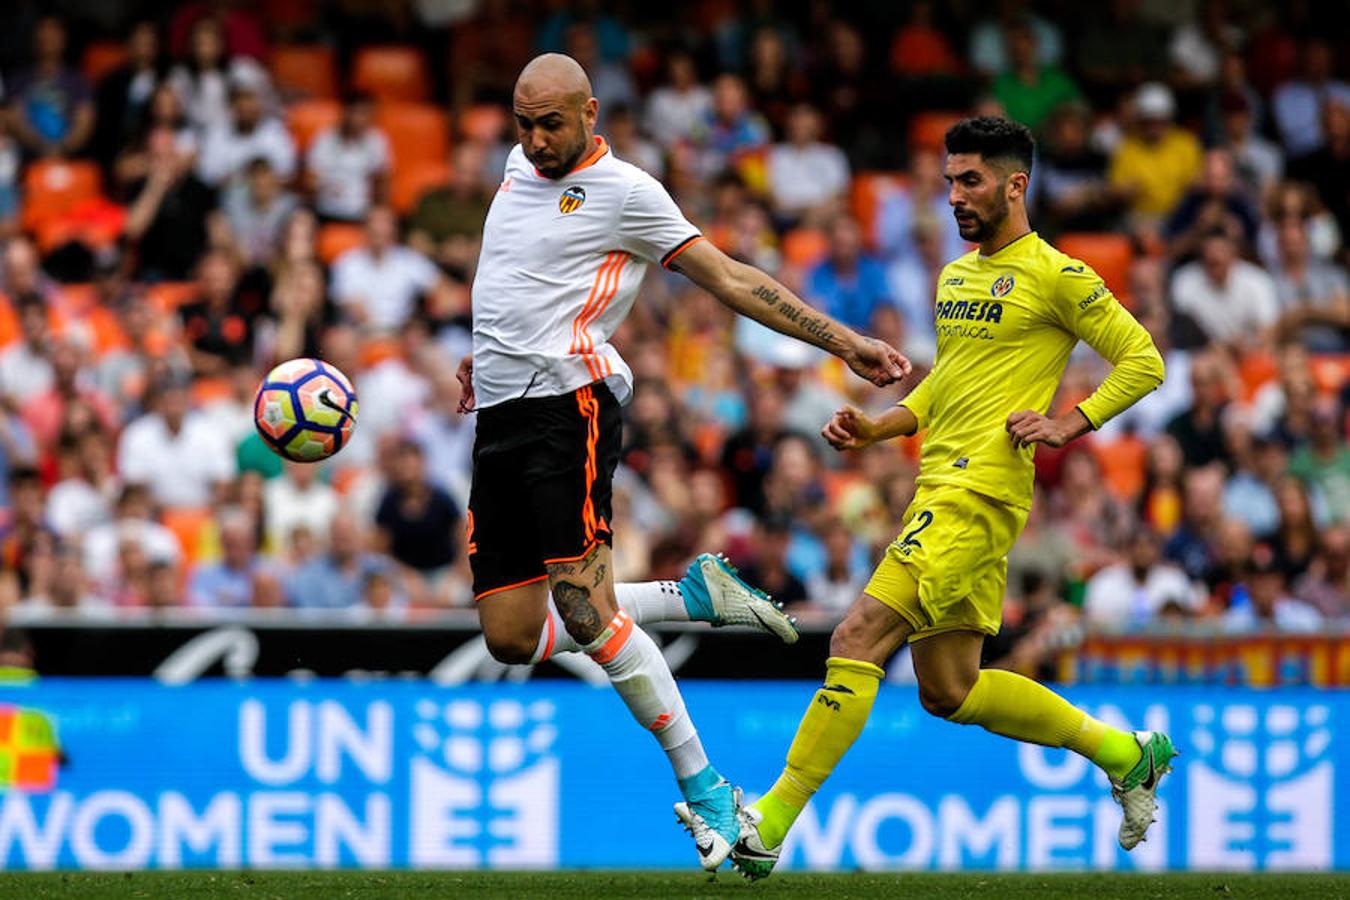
253, 358, 359, 462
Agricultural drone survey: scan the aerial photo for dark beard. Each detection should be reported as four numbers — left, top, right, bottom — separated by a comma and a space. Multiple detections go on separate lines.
956, 195, 1010, 243
532, 140, 589, 179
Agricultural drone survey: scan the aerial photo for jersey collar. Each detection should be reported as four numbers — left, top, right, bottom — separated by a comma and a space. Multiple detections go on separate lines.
534, 135, 609, 179
978, 230, 1036, 260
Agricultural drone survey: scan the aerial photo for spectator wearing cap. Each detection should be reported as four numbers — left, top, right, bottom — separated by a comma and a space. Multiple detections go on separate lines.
1272, 38, 1350, 158
803, 215, 891, 333
1223, 553, 1323, 633
1084, 526, 1202, 630
188, 507, 263, 609
991, 18, 1082, 133
1271, 216, 1350, 352
767, 104, 849, 227
4, 16, 94, 159
223, 157, 298, 266
169, 17, 272, 136
1164, 148, 1260, 263
116, 373, 237, 510
332, 206, 455, 334
1215, 89, 1283, 200
1109, 82, 1203, 225
195, 76, 295, 188
305, 93, 390, 224
1169, 229, 1278, 348
1289, 397, 1350, 524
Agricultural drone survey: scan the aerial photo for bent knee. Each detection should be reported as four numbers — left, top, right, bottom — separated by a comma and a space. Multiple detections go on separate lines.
483, 629, 537, 665
828, 613, 872, 660
918, 682, 973, 719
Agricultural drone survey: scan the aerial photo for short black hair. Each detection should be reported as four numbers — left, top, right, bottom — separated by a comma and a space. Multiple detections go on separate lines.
944, 116, 1035, 177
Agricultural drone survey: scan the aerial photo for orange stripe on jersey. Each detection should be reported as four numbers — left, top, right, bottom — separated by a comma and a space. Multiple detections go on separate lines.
578, 253, 628, 377
571, 253, 621, 380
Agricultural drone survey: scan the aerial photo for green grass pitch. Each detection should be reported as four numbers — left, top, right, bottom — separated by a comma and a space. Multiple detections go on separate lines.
1, 871, 1349, 900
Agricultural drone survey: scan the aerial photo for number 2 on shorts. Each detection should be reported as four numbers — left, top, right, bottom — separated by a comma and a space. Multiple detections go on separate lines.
898, 509, 934, 551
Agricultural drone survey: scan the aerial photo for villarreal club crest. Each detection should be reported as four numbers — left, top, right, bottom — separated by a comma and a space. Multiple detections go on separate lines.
559, 185, 586, 214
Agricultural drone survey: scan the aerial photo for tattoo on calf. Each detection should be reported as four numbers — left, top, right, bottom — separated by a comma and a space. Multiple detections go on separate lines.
551, 580, 604, 643
592, 563, 607, 588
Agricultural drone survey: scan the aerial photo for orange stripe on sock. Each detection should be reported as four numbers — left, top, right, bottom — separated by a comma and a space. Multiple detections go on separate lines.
588, 610, 633, 664
649, 712, 674, 732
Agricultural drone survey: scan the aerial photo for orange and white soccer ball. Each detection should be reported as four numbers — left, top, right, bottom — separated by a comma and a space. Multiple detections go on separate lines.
253, 358, 359, 462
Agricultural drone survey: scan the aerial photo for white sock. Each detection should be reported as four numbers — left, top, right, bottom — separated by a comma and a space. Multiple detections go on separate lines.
584, 610, 709, 779
528, 581, 687, 663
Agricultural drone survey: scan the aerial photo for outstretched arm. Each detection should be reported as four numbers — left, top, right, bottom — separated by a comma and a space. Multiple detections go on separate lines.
669, 239, 911, 387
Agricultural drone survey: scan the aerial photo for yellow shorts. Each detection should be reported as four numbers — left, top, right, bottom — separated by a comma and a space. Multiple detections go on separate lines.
864, 482, 1028, 642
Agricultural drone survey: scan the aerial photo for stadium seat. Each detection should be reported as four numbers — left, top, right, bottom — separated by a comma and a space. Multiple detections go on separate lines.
908, 111, 965, 153
849, 171, 905, 250
145, 282, 198, 313
1239, 350, 1278, 402
1056, 233, 1135, 307
318, 223, 365, 263
161, 507, 213, 565
374, 102, 450, 172
459, 104, 508, 143
20, 161, 102, 233
782, 228, 829, 269
390, 160, 453, 214
352, 45, 430, 103
270, 44, 339, 100
286, 99, 341, 153
81, 40, 128, 83
1310, 354, 1350, 394
191, 377, 233, 405
1093, 435, 1147, 501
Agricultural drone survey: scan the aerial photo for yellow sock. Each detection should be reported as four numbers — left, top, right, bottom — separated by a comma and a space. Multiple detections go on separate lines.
948, 669, 1142, 781
751, 657, 884, 849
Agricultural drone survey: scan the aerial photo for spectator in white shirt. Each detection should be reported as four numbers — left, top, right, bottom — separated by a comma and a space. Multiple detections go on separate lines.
768, 103, 850, 227
82, 483, 181, 588
196, 78, 296, 188
169, 17, 273, 136
0, 294, 53, 405
116, 373, 237, 509
1085, 527, 1203, 630
264, 460, 339, 553
332, 205, 455, 333
305, 93, 391, 223
1224, 555, 1325, 633
223, 157, 299, 266
46, 428, 118, 540
644, 51, 711, 148
1170, 229, 1279, 348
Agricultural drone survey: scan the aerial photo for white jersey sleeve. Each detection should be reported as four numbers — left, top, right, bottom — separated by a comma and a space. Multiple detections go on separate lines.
615, 173, 701, 266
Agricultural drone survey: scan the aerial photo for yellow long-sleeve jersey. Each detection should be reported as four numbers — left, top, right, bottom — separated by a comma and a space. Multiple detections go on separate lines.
899, 231, 1164, 510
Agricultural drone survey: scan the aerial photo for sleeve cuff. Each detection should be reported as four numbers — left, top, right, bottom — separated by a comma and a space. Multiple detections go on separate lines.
660, 234, 704, 269
1075, 403, 1101, 431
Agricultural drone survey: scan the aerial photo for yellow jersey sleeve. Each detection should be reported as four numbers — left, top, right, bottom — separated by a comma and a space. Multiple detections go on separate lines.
1047, 262, 1166, 429
898, 373, 933, 430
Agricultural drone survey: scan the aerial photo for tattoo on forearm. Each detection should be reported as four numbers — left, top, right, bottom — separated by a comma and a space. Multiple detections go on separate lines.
751, 283, 837, 348
552, 580, 603, 643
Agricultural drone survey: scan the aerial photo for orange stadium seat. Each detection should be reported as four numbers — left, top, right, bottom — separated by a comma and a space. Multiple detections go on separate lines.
82, 41, 128, 83
850, 171, 905, 249
145, 282, 198, 313
375, 102, 450, 172
782, 228, 829, 269
318, 223, 365, 263
352, 45, 430, 103
1239, 349, 1278, 402
270, 44, 339, 100
1057, 232, 1135, 307
1310, 354, 1350, 394
162, 507, 214, 565
286, 99, 341, 153
391, 160, 452, 214
21, 160, 102, 232
460, 104, 508, 143
908, 111, 965, 153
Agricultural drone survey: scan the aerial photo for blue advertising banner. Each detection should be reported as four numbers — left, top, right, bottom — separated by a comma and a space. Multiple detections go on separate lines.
0, 680, 1342, 871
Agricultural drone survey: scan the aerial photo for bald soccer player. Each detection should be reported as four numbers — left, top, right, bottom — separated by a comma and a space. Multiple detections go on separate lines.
455, 54, 910, 871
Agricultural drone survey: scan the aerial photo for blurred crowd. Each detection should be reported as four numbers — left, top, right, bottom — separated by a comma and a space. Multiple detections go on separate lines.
0, 1, 1348, 661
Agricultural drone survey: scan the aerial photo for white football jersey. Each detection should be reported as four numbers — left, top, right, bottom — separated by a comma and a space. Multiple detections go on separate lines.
470, 137, 702, 409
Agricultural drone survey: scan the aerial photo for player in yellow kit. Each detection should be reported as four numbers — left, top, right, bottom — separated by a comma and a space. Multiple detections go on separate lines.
730, 117, 1175, 878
